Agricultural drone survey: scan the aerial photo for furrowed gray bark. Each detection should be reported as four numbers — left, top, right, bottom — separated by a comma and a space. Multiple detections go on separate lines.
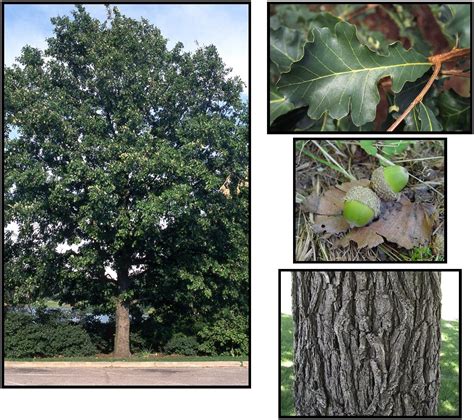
114, 264, 131, 358
292, 271, 441, 416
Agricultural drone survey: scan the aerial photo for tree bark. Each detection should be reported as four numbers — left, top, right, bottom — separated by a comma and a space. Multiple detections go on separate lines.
293, 271, 441, 416
114, 265, 131, 358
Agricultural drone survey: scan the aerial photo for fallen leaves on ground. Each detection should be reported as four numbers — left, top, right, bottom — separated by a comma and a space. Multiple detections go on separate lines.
302, 179, 436, 250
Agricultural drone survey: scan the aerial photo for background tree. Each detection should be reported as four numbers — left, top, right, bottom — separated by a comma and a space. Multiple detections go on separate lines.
292, 271, 441, 416
4, 5, 248, 357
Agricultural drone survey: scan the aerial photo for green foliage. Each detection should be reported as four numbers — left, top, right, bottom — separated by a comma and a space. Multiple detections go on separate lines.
270, 27, 306, 75
438, 90, 471, 131
405, 102, 443, 132
163, 333, 199, 356
270, 85, 295, 125
359, 140, 377, 156
278, 22, 431, 127
5, 5, 248, 354
5, 311, 97, 358
198, 311, 248, 356
269, 4, 471, 132
381, 140, 412, 157
80, 315, 115, 354
409, 246, 435, 262
443, 4, 471, 48
358, 140, 412, 159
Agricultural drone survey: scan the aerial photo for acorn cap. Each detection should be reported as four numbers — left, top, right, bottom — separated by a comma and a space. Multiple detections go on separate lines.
371, 166, 408, 201
343, 186, 381, 227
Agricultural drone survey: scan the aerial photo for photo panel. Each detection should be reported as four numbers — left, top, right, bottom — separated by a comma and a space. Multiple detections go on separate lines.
3, 2, 250, 388
279, 269, 462, 418
268, 3, 472, 134
294, 138, 447, 263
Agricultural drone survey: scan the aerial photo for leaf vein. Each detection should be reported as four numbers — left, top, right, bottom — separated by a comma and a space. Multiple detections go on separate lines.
278, 62, 430, 88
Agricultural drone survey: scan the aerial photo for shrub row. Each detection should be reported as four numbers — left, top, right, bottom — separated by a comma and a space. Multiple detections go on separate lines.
5, 309, 248, 358
5, 311, 96, 358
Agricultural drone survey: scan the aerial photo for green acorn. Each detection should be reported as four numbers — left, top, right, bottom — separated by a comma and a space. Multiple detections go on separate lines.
371, 165, 409, 201
343, 186, 381, 227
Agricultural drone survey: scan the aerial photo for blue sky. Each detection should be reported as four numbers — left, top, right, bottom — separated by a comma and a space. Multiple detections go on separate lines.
4, 4, 249, 90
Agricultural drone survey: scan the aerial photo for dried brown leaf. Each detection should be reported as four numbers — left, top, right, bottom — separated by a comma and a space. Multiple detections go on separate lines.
308, 181, 436, 250
337, 196, 434, 249
313, 215, 350, 235
336, 227, 384, 249
300, 180, 370, 215
335, 179, 370, 193
300, 190, 320, 213
317, 188, 346, 215
443, 60, 471, 97
309, 179, 370, 215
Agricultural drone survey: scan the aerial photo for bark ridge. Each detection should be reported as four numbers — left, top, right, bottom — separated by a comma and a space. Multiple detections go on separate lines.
292, 271, 441, 416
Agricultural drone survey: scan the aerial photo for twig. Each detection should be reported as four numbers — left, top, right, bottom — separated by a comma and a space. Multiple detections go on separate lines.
387, 62, 441, 132
408, 173, 444, 198
393, 156, 444, 163
374, 152, 394, 167
441, 70, 470, 78
387, 48, 470, 132
429, 48, 470, 64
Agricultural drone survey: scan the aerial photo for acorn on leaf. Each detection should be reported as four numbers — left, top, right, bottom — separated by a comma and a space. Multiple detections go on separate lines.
343, 186, 381, 227
371, 165, 409, 201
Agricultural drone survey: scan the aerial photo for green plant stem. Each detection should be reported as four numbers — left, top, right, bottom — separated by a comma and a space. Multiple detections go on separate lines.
297, 141, 352, 178
311, 141, 356, 181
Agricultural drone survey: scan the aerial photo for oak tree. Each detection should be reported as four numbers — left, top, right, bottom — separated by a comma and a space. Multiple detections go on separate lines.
4, 6, 248, 357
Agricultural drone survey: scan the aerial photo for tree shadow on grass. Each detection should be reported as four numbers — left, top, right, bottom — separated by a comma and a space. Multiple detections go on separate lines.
281, 365, 295, 416
439, 320, 459, 416
281, 314, 295, 416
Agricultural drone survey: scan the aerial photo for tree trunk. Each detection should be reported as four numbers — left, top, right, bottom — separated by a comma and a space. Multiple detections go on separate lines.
292, 271, 441, 416
114, 265, 131, 358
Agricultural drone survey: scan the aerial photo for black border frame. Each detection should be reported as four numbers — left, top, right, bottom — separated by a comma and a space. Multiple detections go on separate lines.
267, 2, 473, 135
1, 0, 251, 389
278, 268, 463, 418
293, 137, 448, 264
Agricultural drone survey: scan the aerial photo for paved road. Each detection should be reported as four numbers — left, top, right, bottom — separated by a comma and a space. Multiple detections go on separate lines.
5, 366, 248, 386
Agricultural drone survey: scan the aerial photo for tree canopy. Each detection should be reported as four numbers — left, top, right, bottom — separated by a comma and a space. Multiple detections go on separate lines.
4, 5, 249, 357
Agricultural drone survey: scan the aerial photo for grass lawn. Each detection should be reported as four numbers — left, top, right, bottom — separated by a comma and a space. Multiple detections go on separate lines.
280, 314, 459, 416
5, 355, 248, 363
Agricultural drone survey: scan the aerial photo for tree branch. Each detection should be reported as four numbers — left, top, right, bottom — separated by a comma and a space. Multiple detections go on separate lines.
387, 62, 441, 132
99, 272, 117, 285
387, 48, 470, 132
441, 69, 470, 78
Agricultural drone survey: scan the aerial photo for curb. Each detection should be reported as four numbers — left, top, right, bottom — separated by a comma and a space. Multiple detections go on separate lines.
5, 361, 249, 369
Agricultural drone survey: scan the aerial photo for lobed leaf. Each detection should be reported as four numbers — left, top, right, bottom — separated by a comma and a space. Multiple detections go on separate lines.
270, 84, 295, 125
404, 102, 443, 132
438, 90, 471, 131
278, 21, 432, 127
270, 26, 306, 75
444, 4, 471, 48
